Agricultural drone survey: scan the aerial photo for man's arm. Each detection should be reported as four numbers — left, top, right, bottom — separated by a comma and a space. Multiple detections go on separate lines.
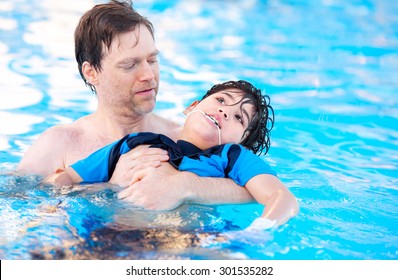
118, 163, 255, 210
181, 173, 255, 205
17, 126, 67, 177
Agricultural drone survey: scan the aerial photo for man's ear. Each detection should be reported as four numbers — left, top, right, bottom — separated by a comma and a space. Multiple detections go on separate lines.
183, 100, 199, 115
82, 61, 98, 85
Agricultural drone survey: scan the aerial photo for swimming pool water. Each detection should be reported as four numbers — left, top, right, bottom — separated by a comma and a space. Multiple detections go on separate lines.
0, 0, 397, 260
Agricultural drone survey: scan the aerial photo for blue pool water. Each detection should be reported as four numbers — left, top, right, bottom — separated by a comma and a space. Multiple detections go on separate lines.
1, 0, 397, 260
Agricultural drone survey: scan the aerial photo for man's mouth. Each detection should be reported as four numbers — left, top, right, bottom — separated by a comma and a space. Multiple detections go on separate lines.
136, 88, 154, 95
205, 114, 220, 129
135, 83, 157, 95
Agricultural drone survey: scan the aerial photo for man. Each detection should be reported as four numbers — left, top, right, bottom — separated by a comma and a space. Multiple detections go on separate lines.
17, 0, 253, 210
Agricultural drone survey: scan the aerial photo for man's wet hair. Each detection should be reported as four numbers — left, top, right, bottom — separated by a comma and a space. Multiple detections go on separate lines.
75, 0, 154, 93
201, 80, 274, 155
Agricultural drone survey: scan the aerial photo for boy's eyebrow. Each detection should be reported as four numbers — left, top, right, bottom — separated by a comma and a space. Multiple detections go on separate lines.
220, 91, 234, 100
242, 108, 251, 124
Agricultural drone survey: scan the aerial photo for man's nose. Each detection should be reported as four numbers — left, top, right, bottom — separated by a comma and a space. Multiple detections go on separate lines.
138, 61, 155, 81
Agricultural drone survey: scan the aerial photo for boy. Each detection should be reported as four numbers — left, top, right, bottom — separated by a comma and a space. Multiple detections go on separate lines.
47, 80, 299, 229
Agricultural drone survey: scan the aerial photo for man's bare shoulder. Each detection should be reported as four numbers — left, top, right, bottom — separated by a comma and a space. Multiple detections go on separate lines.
17, 123, 82, 176
17, 115, 95, 175
39, 122, 85, 145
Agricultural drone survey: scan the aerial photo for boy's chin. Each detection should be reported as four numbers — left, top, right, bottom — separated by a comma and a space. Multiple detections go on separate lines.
193, 136, 221, 149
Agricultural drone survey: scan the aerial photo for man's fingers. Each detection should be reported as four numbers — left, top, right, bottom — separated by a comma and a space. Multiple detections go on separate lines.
127, 147, 168, 159
110, 146, 169, 187
118, 184, 137, 202
133, 154, 169, 164
120, 165, 157, 194
123, 148, 169, 166
118, 185, 133, 199
129, 161, 161, 182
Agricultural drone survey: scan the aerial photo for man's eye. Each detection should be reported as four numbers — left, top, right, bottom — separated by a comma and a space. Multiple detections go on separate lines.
124, 64, 136, 70
148, 58, 158, 64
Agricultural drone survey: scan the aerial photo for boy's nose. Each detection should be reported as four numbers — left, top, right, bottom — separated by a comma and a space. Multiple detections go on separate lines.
218, 108, 228, 119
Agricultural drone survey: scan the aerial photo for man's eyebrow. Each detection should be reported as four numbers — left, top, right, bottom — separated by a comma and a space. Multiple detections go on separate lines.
117, 50, 159, 65
150, 50, 160, 56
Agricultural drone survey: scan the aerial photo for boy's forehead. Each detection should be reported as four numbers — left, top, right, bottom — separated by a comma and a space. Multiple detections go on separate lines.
217, 88, 245, 99
221, 88, 244, 94
219, 89, 254, 105
218, 89, 256, 114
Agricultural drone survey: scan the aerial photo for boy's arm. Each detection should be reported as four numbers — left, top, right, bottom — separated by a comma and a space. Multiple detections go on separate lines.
44, 167, 83, 186
245, 174, 299, 227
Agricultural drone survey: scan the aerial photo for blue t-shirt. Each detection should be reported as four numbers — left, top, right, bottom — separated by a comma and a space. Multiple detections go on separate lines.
71, 132, 277, 186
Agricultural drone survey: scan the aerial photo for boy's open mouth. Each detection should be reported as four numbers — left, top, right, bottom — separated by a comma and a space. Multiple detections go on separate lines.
206, 114, 220, 129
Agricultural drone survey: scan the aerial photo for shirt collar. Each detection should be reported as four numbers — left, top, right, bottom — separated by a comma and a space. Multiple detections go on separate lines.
176, 140, 202, 155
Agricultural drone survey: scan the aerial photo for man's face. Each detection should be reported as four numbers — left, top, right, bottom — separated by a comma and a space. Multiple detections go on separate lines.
94, 25, 160, 117
182, 89, 256, 150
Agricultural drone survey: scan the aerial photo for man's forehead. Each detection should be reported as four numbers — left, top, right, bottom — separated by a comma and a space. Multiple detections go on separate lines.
106, 26, 155, 53
108, 30, 140, 53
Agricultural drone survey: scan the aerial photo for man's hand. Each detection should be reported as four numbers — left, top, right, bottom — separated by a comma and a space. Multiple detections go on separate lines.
118, 163, 193, 210
118, 162, 255, 210
109, 145, 169, 187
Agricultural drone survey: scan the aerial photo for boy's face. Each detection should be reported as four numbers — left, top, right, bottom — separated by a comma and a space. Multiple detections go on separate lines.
182, 88, 255, 150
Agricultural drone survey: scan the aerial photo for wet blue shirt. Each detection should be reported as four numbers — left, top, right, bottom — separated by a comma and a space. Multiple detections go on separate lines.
71, 132, 277, 186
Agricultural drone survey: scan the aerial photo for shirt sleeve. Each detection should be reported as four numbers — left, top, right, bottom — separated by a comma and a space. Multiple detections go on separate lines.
70, 142, 116, 183
225, 144, 277, 186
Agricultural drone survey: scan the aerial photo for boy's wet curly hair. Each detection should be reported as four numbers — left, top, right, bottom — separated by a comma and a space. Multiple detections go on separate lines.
201, 80, 274, 155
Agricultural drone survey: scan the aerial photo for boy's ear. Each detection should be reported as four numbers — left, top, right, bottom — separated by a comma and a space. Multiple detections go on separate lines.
183, 100, 199, 115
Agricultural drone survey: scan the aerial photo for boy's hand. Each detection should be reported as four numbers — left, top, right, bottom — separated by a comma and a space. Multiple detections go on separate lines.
245, 217, 276, 231
219, 218, 276, 245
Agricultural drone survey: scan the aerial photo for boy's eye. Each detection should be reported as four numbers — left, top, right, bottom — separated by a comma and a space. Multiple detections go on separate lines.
235, 114, 243, 124
216, 97, 225, 104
